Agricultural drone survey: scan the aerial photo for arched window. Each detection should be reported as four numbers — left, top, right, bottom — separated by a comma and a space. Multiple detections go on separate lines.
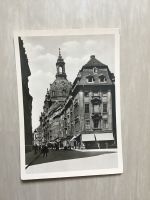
99, 75, 107, 82
58, 66, 62, 74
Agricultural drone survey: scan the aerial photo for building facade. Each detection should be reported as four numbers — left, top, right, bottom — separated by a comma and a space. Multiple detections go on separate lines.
35, 51, 117, 149
19, 37, 33, 152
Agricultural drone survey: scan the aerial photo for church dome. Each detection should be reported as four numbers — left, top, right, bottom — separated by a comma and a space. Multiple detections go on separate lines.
49, 49, 72, 101
50, 78, 72, 99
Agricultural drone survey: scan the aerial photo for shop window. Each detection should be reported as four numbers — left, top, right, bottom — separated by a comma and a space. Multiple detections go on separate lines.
85, 103, 89, 113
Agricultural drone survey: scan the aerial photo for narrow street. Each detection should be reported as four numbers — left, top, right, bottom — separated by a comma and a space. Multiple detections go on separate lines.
27, 149, 115, 166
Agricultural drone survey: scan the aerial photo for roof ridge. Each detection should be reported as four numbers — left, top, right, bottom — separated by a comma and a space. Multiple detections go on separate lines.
83, 55, 107, 68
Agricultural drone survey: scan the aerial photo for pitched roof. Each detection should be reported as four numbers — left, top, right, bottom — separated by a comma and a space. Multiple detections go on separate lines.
82, 55, 107, 69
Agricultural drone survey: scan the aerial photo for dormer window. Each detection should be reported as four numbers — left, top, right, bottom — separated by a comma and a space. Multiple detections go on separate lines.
93, 67, 98, 73
88, 77, 94, 82
99, 75, 107, 82
87, 75, 94, 83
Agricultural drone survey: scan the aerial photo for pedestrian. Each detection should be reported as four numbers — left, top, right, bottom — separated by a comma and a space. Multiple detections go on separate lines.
42, 145, 45, 157
42, 145, 49, 157
33, 144, 38, 154
45, 145, 48, 157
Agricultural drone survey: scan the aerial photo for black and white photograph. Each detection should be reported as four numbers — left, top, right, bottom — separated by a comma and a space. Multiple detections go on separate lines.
14, 29, 123, 180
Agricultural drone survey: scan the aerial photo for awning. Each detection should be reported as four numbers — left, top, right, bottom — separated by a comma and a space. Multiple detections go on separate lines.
70, 134, 81, 141
82, 133, 114, 142
70, 136, 76, 142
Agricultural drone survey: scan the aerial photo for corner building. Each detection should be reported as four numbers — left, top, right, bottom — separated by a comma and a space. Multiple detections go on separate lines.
69, 55, 117, 149
39, 52, 117, 149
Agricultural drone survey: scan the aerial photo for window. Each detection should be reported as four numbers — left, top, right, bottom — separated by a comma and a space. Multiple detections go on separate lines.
58, 66, 62, 74
85, 103, 89, 113
74, 99, 78, 106
102, 92, 107, 97
85, 120, 90, 129
87, 76, 94, 83
63, 89, 66, 95
103, 119, 108, 129
75, 118, 80, 131
99, 75, 107, 82
103, 103, 107, 113
52, 91, 55, 96
74, 105, 79, 117
93, 119, 99, 129
84, 91, 89, 97
93, 67, 98, 73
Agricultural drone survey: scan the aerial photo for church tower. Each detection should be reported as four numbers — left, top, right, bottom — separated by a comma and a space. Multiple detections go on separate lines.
56, 48, 67, 79
43, 49, 72, 112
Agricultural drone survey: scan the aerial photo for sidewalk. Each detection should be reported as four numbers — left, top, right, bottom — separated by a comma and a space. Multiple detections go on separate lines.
73, 148, 118, 153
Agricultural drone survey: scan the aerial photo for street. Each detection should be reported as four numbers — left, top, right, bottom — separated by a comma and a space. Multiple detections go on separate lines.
29, 149, 115, 166
25, 150, 118, 175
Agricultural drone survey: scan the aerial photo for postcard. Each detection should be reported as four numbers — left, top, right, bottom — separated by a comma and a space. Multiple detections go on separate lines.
14, 28, 123, 180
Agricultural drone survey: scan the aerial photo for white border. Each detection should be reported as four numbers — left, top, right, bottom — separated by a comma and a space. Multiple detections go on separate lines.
14, 28, 123, 180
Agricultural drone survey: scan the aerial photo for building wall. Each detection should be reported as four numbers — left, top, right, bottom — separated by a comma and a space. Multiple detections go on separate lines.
42, 61, 116, 149
18, 37, 33, 152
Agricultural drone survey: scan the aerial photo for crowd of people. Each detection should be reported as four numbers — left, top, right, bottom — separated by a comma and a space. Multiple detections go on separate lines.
33, 144, 49, 157
32, 140, 81, 158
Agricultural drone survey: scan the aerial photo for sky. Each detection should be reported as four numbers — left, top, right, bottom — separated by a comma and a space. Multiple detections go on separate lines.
22, 34, 115, 131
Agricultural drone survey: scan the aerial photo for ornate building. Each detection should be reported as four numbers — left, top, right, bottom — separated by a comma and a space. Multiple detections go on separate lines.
39, 49, 72, 144
36, 51, 117, 149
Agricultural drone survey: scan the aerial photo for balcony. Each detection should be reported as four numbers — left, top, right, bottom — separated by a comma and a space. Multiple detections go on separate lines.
91, 96, 101, 104
91, 112, 102, 120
